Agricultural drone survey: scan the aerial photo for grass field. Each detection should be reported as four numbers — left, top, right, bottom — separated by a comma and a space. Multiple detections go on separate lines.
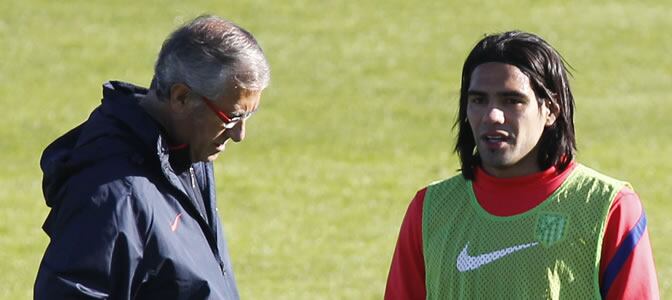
1, 0, 670, 298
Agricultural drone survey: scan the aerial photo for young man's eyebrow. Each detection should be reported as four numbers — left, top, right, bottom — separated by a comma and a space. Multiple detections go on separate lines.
467, 90, 487, 96
497, 91, 528, 98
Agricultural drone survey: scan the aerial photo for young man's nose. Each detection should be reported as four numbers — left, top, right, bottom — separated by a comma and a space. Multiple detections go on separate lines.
484, 107, 505, 124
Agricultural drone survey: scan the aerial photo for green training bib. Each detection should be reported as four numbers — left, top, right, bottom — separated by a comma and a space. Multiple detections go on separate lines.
423, 165, 627, 300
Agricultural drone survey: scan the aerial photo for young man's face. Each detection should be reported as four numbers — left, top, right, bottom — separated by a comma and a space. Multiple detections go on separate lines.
466, 62, 557, 178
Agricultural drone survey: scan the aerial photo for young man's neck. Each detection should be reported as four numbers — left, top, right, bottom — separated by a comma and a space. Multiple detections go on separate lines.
481, 164, 542, 179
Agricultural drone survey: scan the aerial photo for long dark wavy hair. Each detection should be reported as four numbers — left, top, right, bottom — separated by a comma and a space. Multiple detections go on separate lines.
454, 31, 576, 179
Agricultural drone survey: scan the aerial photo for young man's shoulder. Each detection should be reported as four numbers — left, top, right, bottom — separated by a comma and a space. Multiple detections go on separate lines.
572, 163, 631, 188
426, 171, 467, 189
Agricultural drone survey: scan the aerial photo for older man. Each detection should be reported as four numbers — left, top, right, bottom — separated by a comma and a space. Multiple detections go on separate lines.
35, 15, 270, 299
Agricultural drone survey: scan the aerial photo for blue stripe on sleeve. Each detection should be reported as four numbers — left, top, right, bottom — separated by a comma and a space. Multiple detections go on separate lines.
600, 211, 648, 298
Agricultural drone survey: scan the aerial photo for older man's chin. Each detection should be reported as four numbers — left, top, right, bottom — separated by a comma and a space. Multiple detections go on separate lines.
206, 148, 226, 162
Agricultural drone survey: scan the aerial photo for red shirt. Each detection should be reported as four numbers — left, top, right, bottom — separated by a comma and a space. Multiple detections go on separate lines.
385, 162, 659, 299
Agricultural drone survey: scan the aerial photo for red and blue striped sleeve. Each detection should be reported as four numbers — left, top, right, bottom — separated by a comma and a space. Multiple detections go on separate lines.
599, 188, 659, 299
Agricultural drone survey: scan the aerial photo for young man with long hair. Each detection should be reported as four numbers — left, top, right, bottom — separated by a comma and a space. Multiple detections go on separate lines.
385, 31, 658, 299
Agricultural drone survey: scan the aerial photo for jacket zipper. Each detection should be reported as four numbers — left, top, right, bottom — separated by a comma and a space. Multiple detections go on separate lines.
187, 165, 226, 276
189, 167, 197, 189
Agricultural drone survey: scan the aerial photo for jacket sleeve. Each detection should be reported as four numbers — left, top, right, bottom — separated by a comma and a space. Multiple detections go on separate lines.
385, 188, 427, 300
34, 183, 145, 300
600, 187, 659, 299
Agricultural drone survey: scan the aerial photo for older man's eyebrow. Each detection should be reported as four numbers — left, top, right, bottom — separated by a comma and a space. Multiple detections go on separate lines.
231, 107, 259, 118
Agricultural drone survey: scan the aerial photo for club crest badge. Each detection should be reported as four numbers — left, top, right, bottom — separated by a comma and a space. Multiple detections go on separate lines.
535, 213, 568, 247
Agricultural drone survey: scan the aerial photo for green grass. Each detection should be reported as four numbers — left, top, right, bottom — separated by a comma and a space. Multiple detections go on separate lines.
1, 0, 670, 298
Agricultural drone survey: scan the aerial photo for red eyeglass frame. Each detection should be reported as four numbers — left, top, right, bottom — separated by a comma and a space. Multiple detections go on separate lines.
200, 96, 245, 129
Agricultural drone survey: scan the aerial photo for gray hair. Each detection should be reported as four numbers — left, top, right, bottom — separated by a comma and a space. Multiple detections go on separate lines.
152, 15, 270, 100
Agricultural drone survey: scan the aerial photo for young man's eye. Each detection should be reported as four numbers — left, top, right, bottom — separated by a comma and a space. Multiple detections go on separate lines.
506, 98, 524, 104
468, 97, 485, 104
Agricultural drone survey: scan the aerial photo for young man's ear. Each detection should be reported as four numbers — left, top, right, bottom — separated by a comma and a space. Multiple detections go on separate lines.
545, 98, 560, 126
168, 83, 192, 112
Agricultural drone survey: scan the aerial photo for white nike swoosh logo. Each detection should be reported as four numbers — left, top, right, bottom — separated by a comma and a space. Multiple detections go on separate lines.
456, 242, 539, 272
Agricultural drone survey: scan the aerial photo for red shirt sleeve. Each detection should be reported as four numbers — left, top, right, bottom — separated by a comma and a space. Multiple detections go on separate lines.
600, 187, 659, 299
385, 188, 427, 300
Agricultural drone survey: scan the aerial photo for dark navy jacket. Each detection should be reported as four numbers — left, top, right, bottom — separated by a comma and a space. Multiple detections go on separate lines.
35, 81, 239, 299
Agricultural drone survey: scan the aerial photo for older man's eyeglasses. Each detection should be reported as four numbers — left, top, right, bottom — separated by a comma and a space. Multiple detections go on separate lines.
200, 96, 254, 129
